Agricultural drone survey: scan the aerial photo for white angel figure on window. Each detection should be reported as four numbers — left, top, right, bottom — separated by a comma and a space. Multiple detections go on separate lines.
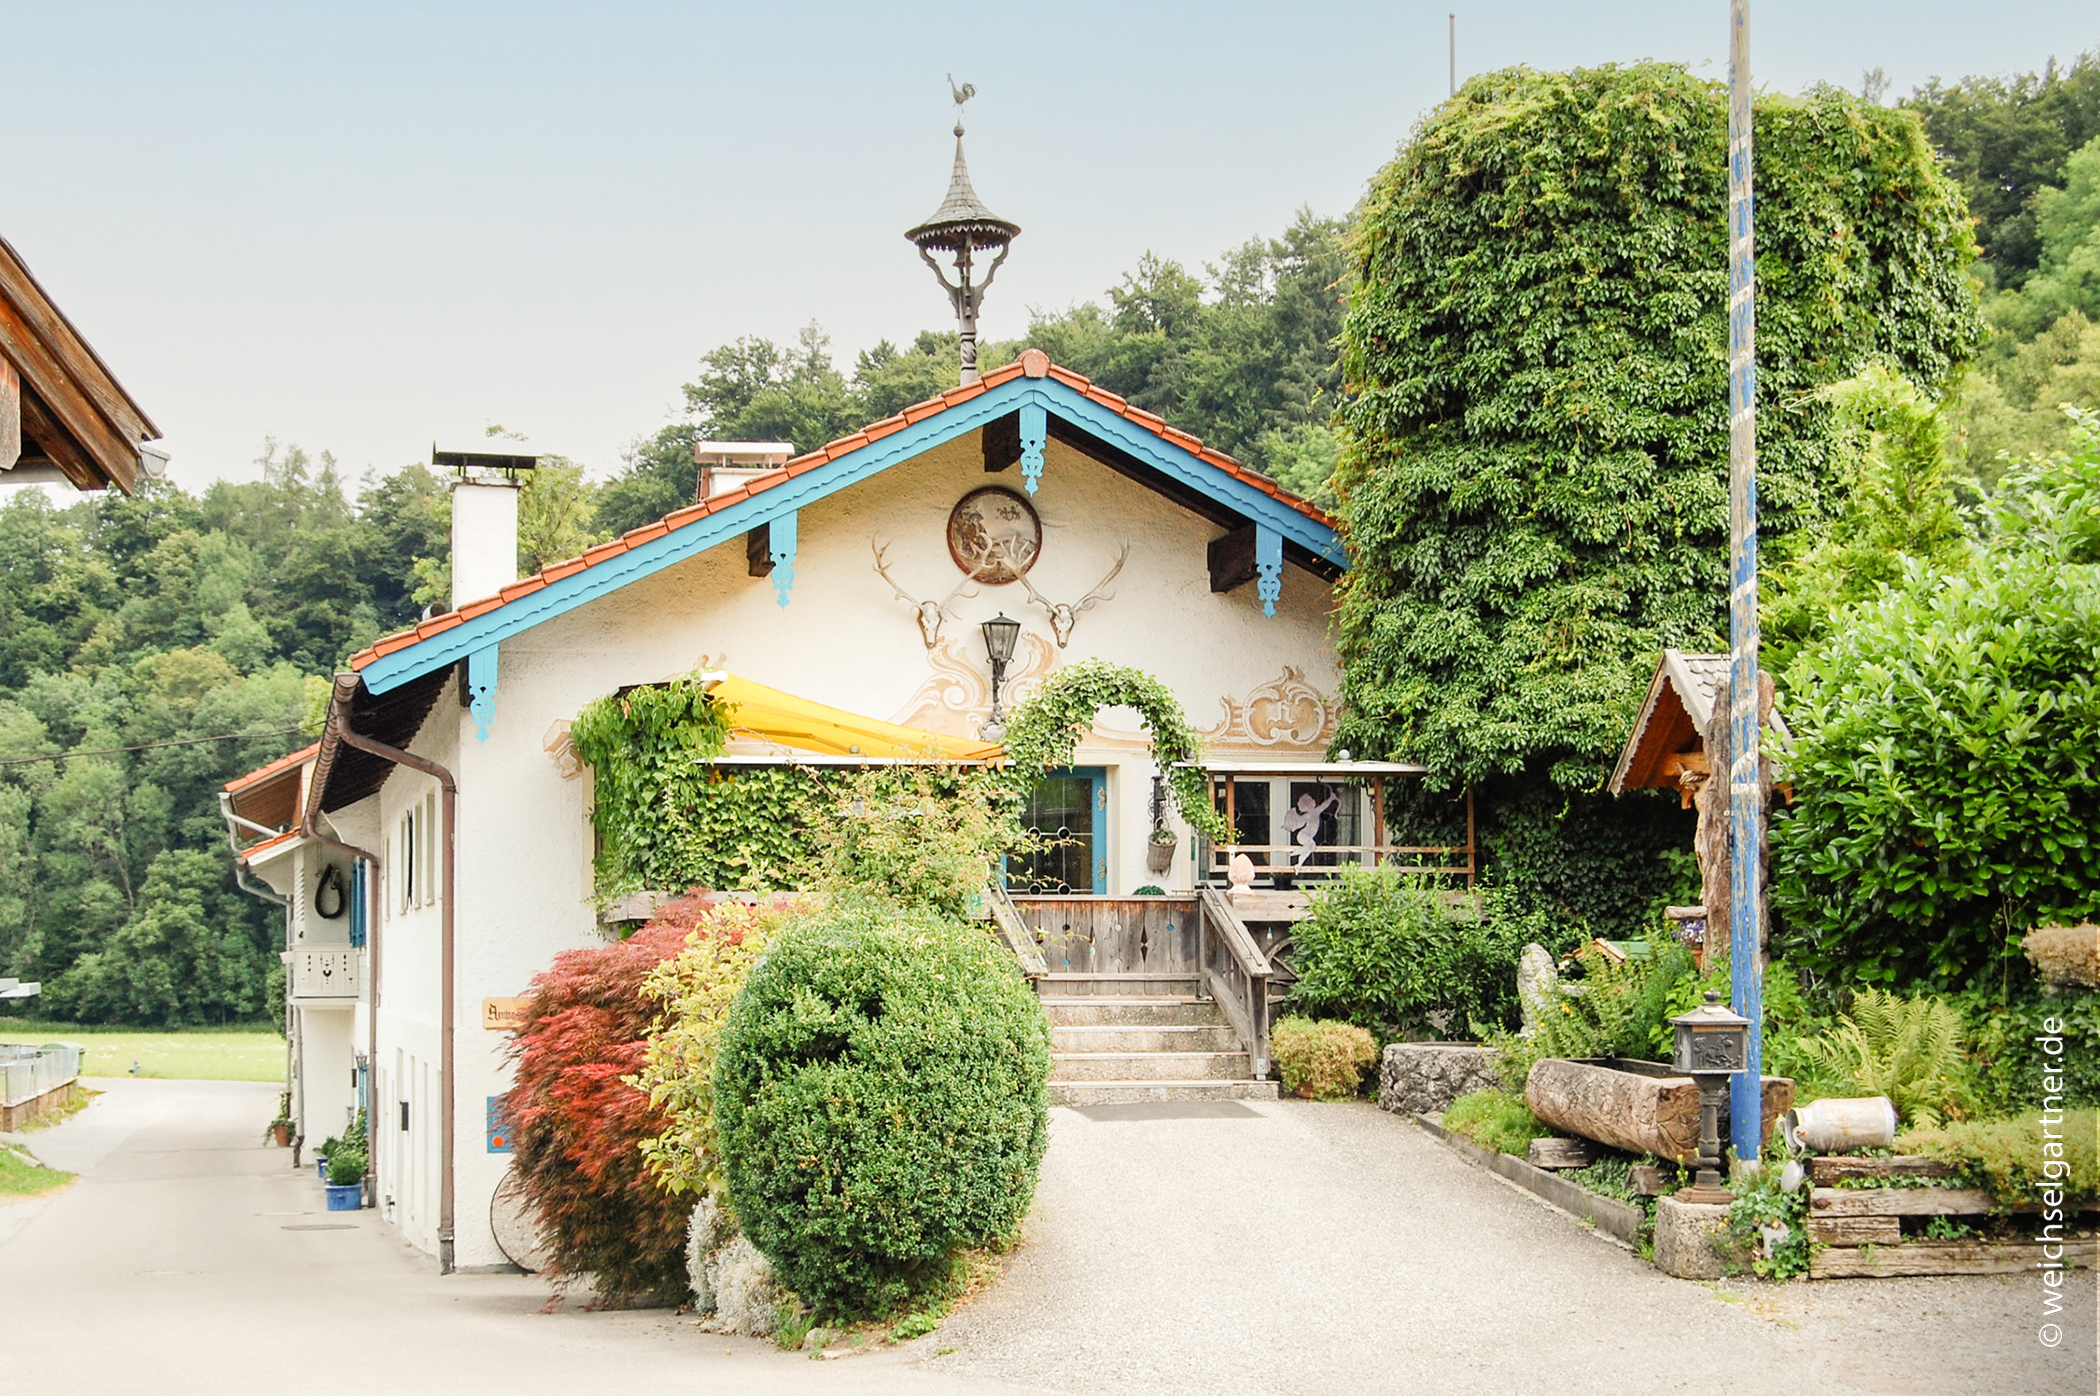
1282, 789, 1338, 868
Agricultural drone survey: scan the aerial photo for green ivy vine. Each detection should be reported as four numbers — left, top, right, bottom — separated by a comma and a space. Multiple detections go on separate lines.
570, 675, 833, 897
1000, 659, 1229, 843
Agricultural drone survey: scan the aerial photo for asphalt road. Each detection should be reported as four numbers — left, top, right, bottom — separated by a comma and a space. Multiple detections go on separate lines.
2, 1080, 2089, 1395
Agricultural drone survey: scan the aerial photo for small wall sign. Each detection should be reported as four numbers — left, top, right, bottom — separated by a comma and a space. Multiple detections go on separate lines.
481, 997, 531, 1031
486, 1096, 513, 1153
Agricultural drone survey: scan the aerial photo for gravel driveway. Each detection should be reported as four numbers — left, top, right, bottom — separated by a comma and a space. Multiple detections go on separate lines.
931, 1098, 2094, 1396
5, 1079, 2088, 1395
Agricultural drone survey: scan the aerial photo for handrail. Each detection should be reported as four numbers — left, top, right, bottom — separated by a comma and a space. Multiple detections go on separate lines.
984, 883, 1050, 980
1198, 889, 1271, 1079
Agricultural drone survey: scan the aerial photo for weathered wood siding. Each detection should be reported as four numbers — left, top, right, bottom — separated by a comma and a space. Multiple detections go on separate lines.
1013, 897, 1200, 981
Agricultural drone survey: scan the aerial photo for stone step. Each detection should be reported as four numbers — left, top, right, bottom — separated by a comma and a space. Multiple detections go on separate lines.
1037, 974, 1201, 998
1050, 1023, 1241, 1053
1050, 1050, 1252, 1083
1049, 1079, 1281, 1107
1038, 998, 1222, 1027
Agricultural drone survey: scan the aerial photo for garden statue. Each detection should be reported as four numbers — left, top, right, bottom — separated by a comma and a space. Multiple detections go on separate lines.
1282, 788, 1338, 868
1228, 852, 1255, 892
1517, 944, 1557, 1036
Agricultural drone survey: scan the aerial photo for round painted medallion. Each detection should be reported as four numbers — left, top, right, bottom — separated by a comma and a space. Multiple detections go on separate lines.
947, 486, 1042, 584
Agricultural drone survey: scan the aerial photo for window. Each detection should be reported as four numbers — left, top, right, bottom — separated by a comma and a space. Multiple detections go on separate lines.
1007, 772, 1103, 893
398, 805, 418, 912
1284, 781, 1358, 868
396, 789, 442, 913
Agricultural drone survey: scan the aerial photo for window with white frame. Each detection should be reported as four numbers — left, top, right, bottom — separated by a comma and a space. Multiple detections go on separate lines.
397, 789, 441, 912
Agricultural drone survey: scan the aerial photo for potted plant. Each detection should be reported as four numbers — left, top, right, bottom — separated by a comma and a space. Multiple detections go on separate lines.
324, 1146, 367, 1211
264, 1090, 293, 1148
1145, 825, 1178, 875
315, 1133, 341, 1181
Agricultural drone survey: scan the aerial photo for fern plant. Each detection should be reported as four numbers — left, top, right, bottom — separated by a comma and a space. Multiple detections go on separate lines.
1798, 989, 1970, 1125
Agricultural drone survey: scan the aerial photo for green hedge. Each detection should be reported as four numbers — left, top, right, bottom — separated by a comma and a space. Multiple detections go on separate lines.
714, 899, 1050, 1319
1287, 867, 1531, 1041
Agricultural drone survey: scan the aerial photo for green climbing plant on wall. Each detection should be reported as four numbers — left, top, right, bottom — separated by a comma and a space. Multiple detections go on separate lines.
1000, 659, 1229, 844
569, 676, 838, 898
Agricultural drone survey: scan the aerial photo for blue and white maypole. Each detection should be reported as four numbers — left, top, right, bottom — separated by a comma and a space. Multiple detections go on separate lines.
1727, 0, 1767, 1164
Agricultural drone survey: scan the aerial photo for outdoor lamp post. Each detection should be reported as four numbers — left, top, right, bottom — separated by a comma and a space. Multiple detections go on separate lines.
981, 613, 1022, 738
1671, 990, 1752, 1204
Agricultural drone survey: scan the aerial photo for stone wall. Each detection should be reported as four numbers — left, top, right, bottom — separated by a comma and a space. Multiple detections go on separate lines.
1377, 1042, 1501, 1116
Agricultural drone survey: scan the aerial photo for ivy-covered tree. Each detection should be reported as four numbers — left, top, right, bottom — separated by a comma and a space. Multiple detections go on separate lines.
1332, 64, 1983, 932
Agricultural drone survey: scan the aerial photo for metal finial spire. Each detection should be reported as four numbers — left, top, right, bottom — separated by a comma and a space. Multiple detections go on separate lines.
906, 79, 1017, 386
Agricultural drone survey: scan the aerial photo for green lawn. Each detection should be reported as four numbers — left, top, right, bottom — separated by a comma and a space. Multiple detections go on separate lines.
0, 1021, 286, 1082
0, 1144, 75, 1199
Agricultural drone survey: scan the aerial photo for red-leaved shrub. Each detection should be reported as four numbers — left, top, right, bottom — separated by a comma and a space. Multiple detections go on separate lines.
504, 903, 708, 1303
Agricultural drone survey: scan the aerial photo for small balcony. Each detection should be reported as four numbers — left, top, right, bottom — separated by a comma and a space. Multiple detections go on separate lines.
287, 946, 363, 1001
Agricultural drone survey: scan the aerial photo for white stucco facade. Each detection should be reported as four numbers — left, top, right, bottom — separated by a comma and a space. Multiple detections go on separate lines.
282, 393, 1356, 1271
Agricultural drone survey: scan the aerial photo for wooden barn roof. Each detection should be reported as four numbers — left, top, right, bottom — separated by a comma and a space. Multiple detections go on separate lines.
1608, 651, 1790, 796
0, 236, 161, 493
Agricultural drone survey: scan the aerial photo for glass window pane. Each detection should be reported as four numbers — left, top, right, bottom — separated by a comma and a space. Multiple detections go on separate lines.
1008, 775, 1094, 893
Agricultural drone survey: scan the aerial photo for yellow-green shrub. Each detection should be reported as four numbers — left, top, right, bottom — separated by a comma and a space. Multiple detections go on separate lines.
1899, 1111, 2100, 1206
1270, 1017, 1378, 1100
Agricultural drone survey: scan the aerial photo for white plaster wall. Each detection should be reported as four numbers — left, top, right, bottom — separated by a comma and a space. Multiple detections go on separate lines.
371, 427, 1343, 1267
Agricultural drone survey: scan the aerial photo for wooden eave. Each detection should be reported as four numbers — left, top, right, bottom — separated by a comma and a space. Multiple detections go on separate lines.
0, 236, 160, 494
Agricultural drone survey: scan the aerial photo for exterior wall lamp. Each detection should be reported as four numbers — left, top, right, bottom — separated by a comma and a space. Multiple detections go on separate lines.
981, 613, 1022, 738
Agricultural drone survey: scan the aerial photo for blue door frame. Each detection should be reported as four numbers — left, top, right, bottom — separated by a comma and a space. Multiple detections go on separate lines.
1006, 766, 1109, 893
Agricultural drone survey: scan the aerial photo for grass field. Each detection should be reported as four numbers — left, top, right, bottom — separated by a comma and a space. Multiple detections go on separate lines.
0, 1021, 286, 1083
0, 1144, 75, 1200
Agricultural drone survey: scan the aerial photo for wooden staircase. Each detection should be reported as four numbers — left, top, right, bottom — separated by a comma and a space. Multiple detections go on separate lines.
984, 885, 1283, 1106
1042, 988, 1278, 1106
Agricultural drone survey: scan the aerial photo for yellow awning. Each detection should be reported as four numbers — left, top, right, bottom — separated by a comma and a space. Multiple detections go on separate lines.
704, 673, 1005, 763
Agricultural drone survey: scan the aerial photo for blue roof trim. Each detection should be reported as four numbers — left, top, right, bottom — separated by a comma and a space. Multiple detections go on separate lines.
357, 375, 1344, 695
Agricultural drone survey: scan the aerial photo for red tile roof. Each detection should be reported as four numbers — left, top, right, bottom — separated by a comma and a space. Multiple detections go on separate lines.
234, 828, 302, 864
225, 742, 319, 794
348, 349, 1335, 672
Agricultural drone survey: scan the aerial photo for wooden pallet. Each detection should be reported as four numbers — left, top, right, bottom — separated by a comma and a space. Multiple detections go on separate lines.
1805, 1155, 2095, 1278
1812, 1238, 2096, 1279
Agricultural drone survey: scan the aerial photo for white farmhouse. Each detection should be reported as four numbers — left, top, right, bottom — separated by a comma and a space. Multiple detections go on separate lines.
223, 346, 1474, 1273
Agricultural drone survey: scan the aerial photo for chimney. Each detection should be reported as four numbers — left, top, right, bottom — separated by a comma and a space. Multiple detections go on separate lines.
693, 441, 793, 501
433, 449, 534, 609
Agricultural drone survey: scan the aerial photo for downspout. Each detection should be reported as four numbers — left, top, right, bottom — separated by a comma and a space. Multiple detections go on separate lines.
221, 793, 297, 1159
334, 721, 459, 1277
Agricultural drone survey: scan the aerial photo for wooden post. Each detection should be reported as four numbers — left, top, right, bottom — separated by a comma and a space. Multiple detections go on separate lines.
1223, 773, 1236, 859
1371, 775, 1386, 868
1464, 782, 1477, 889
0, 356, 19, 472
1726, 0, 1766, 1164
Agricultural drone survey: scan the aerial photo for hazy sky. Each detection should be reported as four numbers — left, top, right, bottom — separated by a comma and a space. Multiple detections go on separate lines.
5, 3, 2094, 489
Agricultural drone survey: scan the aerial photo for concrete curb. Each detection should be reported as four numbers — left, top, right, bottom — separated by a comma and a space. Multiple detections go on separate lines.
1413, 1113, 1645, 1245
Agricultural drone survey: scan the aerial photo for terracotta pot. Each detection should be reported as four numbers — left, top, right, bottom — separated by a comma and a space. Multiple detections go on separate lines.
270, 1123, 292, 1148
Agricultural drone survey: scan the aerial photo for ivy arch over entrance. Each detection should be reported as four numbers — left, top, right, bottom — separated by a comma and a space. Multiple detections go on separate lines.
1000, 660, 1230, 844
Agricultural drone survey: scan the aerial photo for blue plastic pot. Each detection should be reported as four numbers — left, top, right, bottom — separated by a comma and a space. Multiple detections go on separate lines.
315, 1156, 328, 1181
324, 1181, 362, 1211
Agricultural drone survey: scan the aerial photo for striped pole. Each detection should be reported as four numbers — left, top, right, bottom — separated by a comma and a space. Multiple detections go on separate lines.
1727, 0, 1766, 1165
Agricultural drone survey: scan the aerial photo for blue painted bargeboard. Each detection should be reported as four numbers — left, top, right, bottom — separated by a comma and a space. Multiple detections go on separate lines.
358, 378, 1345, 695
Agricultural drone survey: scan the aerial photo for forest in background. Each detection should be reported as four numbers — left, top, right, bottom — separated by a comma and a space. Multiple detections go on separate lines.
2, 52, 2096, 1024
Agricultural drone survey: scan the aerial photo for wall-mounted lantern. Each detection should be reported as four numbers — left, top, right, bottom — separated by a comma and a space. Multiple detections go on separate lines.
981, 613, 1022, 738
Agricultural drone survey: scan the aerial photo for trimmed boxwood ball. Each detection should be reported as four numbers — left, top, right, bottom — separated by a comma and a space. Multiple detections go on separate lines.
714, 898, 1051, 1319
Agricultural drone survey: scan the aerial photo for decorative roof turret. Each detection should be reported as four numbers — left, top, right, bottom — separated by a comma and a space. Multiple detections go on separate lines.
905, 78, 1019, 385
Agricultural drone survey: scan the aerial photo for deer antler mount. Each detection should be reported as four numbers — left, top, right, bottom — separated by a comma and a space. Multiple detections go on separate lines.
873, 539, 980, 650
1009, 543, 1128, 648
